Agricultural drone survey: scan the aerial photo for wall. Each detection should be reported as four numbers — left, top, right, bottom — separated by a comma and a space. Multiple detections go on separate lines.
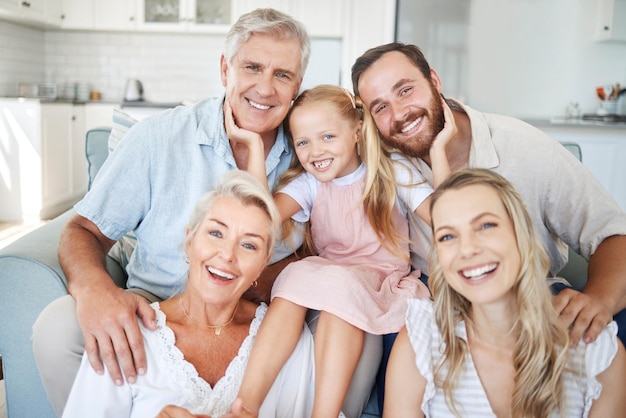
44, 29, 224, 103
397, 0, 626, 118
0, 20, 45, 97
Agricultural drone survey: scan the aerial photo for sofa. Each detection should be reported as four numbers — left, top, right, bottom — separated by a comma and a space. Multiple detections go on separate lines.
0, 128, 588, 417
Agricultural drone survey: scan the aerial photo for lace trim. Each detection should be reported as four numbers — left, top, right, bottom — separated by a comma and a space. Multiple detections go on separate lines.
145, 302, 267, 416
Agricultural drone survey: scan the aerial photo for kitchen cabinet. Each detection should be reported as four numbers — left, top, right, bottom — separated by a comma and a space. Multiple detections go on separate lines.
595, 0, 626, 42
94, 0, 137, 30
233, 0, 343, 37
44, 0, 63, 26
533, 122, 626, 212
138, 0, 232, 33
85, 102, 119, 131
0, 99, 88, 222
0, 0, 53, 26
60, 0, 94, 29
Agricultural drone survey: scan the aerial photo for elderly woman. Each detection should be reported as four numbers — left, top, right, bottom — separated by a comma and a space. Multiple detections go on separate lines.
384, 168, 626, 418
62, 171, 314, 418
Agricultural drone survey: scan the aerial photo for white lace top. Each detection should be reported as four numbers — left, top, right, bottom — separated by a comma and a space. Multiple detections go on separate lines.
406, 298, 618, 417
63, 302, 314, 418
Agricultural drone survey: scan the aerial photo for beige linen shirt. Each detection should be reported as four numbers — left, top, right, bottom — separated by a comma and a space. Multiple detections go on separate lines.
408, 102, 626, 279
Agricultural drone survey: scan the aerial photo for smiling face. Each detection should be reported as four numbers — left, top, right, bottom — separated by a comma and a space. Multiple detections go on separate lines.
289, 102, 361, 182
431, 184, 521, 307
185, 195, 271, 305
357, 51, 445, 159
220, 33, 303, 140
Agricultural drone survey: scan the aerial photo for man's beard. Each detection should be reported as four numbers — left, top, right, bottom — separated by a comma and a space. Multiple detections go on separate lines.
383, 86, 445, 159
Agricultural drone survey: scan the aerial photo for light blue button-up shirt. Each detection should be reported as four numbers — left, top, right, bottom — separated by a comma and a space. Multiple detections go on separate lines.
76, 96, 298, 299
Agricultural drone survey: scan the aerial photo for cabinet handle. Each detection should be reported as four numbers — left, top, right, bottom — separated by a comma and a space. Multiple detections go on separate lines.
72, 115, 76, 121
604, 25, 610, 31
21, 1, 31, 7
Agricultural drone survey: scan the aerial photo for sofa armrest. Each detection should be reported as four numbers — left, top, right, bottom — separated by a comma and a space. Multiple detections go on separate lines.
0, 208, 127, 417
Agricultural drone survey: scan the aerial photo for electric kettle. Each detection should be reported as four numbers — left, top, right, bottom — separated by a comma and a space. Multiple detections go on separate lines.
124, 79, 144, 101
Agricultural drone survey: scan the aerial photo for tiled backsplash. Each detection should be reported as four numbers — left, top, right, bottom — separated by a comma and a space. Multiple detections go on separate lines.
0, 20, 46, 97
0, 20, 227, 103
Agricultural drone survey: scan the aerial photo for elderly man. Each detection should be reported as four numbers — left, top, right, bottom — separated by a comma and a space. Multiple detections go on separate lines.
32, 8, 310, 416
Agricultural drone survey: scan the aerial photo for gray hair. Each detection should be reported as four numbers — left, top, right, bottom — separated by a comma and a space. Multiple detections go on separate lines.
224, 8, 311, 78
185, 170, 281, 257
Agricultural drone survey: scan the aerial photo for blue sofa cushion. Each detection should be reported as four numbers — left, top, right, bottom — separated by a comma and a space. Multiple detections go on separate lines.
85, 127, 112, 190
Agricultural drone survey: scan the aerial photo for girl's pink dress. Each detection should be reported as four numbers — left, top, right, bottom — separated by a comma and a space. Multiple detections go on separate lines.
271, 174, 430, 334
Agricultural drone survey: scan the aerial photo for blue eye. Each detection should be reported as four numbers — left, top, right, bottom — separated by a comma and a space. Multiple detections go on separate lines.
243, 242, 257, 250
481, 222, 497, 230
437, 234, 454, 242
296, 139, 308, 147
323, 134, 334, 141
209, 230, 222, 238
400, 87, 412, 96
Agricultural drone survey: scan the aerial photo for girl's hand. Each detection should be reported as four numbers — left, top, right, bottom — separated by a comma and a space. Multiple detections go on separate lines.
155, 405, 210, 418
221, 398, 258, 418
224, 100, 263, 150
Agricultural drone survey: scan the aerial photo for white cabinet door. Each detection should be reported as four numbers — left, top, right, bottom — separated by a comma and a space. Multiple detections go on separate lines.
94, 0, 137, 30
0, 100, 90, 222
138, 0, 186, 31
61, 0, 94, 29
0, 0, 19, 14
138, 0, 232, 33
0, 99, 42, 222
85, 103, 119, 131
0, 0, 46, 25
291, 0, 343, 38
595, 0, 626, 41
231, 0, 343, 37
71, 106, 88, 198
44, 0, 64, 26
41, 103, 74, 217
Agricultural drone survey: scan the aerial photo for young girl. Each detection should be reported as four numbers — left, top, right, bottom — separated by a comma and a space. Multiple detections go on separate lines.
224, 85, 455, 417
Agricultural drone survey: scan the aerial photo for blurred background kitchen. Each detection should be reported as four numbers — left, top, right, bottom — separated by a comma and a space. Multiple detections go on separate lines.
0, 0, 625, 226
1, 0, 625, 116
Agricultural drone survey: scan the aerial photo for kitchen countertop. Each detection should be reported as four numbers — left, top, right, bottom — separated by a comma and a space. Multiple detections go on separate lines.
526, 117, 626, 129
0, 96, 119, 105
121, 100, 184, 108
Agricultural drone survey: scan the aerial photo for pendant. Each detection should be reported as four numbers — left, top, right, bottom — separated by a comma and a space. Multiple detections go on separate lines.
214, 327, 222, 336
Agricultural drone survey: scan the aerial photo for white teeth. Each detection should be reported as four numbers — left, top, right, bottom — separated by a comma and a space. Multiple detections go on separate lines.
207, 266, 237, 280
314, 159, 331, 169
401, 116, 422, 133
248, 100, 270, 110
462, 263, 497, 279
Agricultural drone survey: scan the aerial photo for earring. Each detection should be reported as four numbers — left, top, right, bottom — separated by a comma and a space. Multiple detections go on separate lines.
185, 256, 190, 264
252, 281, 258, 288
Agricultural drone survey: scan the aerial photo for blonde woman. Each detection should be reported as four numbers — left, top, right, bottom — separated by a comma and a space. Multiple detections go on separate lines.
384, 168, 626, 417
63, 171, 314, 418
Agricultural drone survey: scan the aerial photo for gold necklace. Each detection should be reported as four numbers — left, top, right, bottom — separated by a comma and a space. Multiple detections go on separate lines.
179, 296, 240, 336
